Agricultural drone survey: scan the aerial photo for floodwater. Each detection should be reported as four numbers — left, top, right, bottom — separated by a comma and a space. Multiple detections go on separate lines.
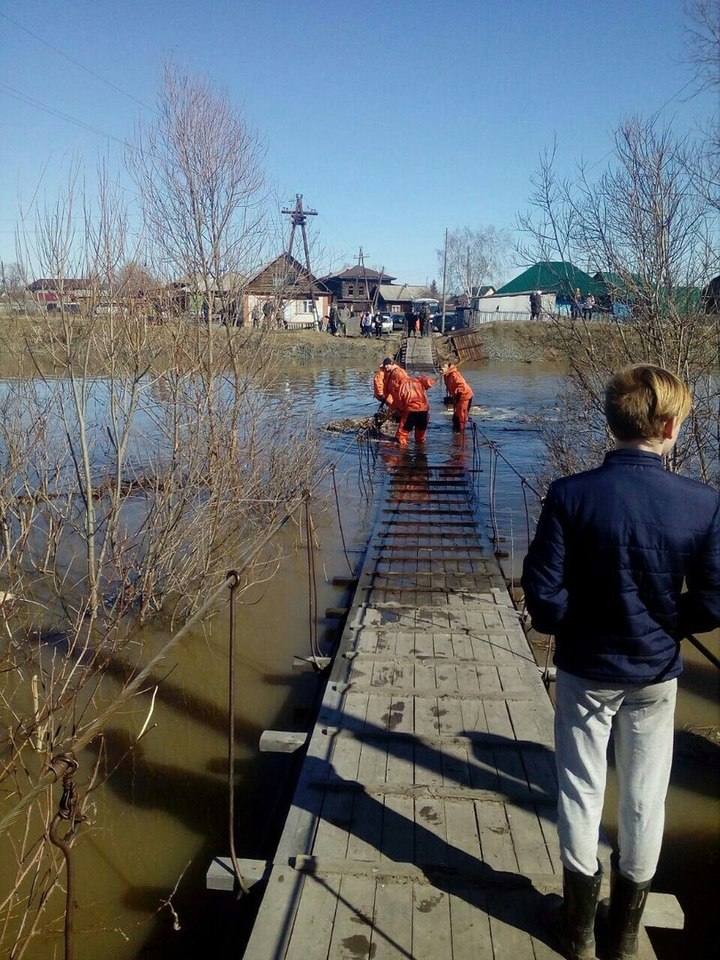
3, 360, 717, 959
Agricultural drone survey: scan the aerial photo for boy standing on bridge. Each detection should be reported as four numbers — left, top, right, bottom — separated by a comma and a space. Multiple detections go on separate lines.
522, 364, 720, 960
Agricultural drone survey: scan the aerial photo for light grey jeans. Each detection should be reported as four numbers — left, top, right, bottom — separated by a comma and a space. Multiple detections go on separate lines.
554, 668, 677, 883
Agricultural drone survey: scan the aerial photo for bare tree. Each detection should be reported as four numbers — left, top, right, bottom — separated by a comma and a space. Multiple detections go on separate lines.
519, 117, 719, 485
684, 0, 720, 213
437, 225, 511, 297
0, 147, 324, 955
686, 0, 720, 94
115, 258, 159, 296
127, 62, 268, 348
0, 262, 27, 304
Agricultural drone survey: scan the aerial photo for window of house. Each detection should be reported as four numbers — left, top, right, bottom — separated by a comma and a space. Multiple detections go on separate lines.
299, 300, 313, 313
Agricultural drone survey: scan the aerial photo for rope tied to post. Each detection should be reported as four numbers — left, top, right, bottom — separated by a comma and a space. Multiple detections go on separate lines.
225, 569, 250, 898
48, 754, 83, 960
303, 490, 322, 665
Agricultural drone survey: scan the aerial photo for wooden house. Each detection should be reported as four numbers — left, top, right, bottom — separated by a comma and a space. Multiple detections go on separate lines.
243, 254, 330, 328
318, 267, 395, 313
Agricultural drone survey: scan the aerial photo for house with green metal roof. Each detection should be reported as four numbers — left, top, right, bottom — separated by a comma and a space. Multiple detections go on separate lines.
474, 261, 605, 320
494, 262, 604, 297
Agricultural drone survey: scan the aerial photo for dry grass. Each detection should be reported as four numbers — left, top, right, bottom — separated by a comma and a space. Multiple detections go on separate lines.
0, 317, 402, 377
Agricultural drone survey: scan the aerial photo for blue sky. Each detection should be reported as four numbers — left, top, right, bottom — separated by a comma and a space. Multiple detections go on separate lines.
0, 0, 713, 285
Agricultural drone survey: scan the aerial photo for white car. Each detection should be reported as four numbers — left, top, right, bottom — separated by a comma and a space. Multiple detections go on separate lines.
378, 314, 393, 335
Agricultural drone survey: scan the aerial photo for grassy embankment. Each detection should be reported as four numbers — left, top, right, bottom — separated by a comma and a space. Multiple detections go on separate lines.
0, 316, 405, 377
0, 315, 644, 376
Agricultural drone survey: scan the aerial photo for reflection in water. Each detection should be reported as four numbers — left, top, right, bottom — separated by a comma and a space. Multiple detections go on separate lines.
3, 361, 714, 959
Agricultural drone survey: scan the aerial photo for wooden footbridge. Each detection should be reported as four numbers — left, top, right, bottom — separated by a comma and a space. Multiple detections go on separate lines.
208, 336, 674, 959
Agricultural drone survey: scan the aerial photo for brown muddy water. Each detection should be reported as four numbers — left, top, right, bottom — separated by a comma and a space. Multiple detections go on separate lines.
4, 360, 717, 959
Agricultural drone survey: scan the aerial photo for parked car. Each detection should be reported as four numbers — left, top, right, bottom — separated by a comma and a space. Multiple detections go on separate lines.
94, 303, 129, 317
432, 312, 457, 331
378, 314, 393, 335
47, 302, 81, 315
391, 314, 405, 331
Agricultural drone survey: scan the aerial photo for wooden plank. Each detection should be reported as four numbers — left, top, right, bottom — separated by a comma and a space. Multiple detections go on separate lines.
284, 873, 340, 960
342, 683, 535, 702
494, 743, 533, 802
507, 697, 555, 748
444, 797, 481, 872
370, 880, 413, 959
380, 793, 415, 863
414, 797, 448, 868
242, 866, 304, 960
259, 730, 308, 753
487, 889, 537, 959
475, 800, 517, 872
412, 692, 440, 740
506, 803, 554, 876
355, 628, 380, 654
486, 891, 552, 960
316, 780, 556, 806
206, 857, 268, 892
483, 700, 515, 740
460, 684, 487, 740
348, 694, 389, 862
644, 892, 685, 929
411, 882, 452, 960
448, 887, 493, 960
313, 788, 353, 860
326, 874, 377, 959
437, 698, 470, 787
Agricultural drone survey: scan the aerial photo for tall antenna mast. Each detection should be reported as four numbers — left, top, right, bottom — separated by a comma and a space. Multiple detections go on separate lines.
282, 194, 319, 325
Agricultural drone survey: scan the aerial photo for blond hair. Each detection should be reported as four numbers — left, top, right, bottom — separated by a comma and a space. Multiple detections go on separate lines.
604, 365, 692, 441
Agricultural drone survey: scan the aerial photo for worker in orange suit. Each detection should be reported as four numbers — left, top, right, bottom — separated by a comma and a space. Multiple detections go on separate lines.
373, 365, 388, 403
441, 361, 474, 432
395, 375, 437, 445
376, 357, 409, 412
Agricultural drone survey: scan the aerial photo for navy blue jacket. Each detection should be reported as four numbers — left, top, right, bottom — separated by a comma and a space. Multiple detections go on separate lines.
522, 449, 720, 684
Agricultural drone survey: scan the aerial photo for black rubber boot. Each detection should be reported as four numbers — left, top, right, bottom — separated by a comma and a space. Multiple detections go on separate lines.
601, 856, 652, 960
546, 864, 602, 959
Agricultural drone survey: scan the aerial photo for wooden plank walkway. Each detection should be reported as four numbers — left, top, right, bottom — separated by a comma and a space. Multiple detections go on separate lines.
225, 336, 661, 959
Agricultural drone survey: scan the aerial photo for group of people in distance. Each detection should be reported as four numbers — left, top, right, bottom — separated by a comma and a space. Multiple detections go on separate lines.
373, 356, 474, 446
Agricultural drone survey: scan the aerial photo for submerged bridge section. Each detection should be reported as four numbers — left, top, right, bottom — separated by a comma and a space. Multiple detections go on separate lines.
210, 334, 668, 959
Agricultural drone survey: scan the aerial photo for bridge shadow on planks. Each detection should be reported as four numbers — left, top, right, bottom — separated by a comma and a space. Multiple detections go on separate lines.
290, 710, 562, 954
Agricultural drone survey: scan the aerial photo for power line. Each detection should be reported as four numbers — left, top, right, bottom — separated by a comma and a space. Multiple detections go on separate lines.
0, 10, 153, 112
0, 83, 131, 147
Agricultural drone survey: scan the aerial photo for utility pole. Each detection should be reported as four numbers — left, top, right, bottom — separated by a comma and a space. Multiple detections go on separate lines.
356, 247, 372, 309
441, 228, 448, 334
372, 266, 385, 313
282, 194, 319, 327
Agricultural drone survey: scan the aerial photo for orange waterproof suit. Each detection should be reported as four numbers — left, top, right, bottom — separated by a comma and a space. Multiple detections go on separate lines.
395, 375, 436, 445
379, 363, 410, 411
373, 368, 387, 402
443, 365, 474, 431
